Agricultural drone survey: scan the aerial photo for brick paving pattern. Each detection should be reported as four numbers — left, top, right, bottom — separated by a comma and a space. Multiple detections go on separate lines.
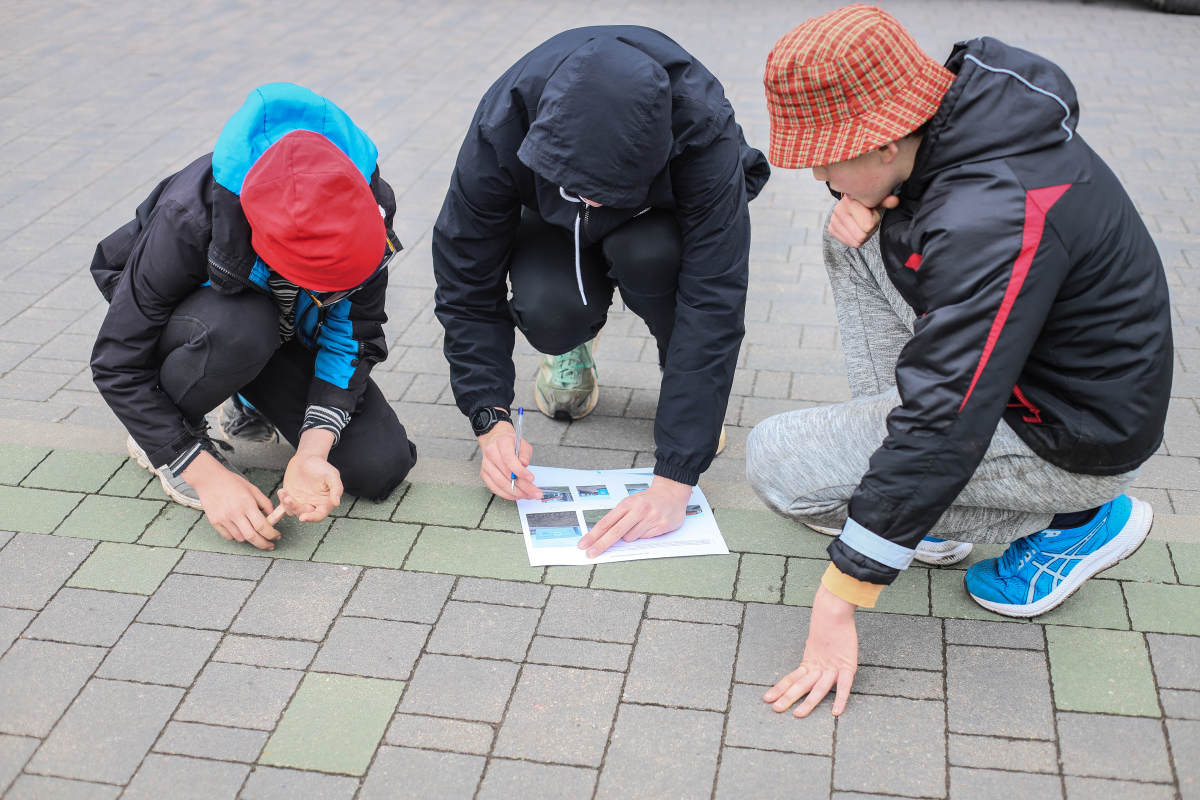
1, 0, 1199, 798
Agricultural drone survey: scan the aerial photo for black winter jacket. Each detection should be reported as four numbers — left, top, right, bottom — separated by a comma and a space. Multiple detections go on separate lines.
432, 26, 770, 486
89, 154, 395, 470
830, 38, 1173, 585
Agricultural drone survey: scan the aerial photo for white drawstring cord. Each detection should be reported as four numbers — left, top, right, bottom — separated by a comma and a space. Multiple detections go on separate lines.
558, 187, 588, 306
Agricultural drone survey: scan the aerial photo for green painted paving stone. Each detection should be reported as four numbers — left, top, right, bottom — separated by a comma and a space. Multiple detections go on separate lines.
261, 672, 403, 775
1125, 583, 1200, 635
0, 444, 49, 485
140, 475, 169, 501
1034, 579, 1129, 630
930, 569, 1024, 622
180, 516, 330, 561
347, 484, 407, 521
22, 450, 125, 493
1046, 626, 1160, 716
312, 519, 419, 568
713, 508, 829, 558
544, 565, 592, 587
0, 486, 83, 534
590, 554, 739, 599
393, 483, 492, 528
1097, 540, 1176, 584
242, 468, 284, 499
865, 566, 929, 616
138, 505, 203, 548
99, 459, 153, 498
55, 495, 165, 543
736, 554, 785, 603
782, 558, 827, 607
67, 542, 183, 594
480, 497, 521, 533
406, 526, 544, 582
1170, 542, 1200, 585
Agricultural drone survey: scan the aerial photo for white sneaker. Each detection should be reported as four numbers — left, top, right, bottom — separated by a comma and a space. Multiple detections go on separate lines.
913, 536, 973, 566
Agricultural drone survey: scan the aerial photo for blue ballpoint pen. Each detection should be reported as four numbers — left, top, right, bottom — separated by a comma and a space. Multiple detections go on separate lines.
510, 407, 524, 493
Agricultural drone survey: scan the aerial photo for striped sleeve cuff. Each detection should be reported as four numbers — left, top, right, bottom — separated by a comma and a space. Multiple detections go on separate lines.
300, 404, 351, 447
821, 562, 884, 608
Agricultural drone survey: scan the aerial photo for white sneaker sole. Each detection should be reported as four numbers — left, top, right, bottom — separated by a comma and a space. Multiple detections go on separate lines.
969, 498, 1154, 618
127, 436, 203, 510
914, 540, 974, 566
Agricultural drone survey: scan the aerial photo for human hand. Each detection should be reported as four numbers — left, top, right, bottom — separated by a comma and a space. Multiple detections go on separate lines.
478, 418, 539, 501
278, 429, 343, 523
183, 450, 281, 551
764, 584, 858, 717
827, 194, 899, 248
577, 477, 691, 558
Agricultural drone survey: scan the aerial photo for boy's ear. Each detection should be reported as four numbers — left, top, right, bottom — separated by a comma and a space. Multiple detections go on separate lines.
877, 141, 901, 164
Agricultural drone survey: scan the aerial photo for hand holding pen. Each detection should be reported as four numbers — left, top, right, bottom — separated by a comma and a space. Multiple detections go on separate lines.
475, 406, 540, 501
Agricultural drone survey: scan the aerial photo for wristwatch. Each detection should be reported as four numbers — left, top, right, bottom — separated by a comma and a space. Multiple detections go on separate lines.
470, 406, 512, 437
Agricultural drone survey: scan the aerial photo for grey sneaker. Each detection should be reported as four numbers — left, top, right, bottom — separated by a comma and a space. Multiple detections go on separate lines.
535, 339, 600, 421
219, 395, 279, 443
127, 433, 236, 511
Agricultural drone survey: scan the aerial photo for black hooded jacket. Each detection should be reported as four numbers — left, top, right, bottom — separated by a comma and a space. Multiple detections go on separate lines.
432, 26, 770, 486
829, 38, 1173, 585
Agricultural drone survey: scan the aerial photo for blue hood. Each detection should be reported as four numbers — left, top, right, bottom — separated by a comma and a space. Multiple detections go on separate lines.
213, 83, 378, 195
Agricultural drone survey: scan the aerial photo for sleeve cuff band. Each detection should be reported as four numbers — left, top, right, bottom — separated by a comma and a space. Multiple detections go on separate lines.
840, 517, 917, 570
821, 562, 884, 608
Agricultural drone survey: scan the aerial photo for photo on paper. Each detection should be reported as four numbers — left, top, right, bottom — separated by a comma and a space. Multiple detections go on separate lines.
526, 510, 582, 548
582, 507, 610, 531
538, 486, 573, 503
576, 485, 609, 497
624, 483, 650, 495
686, 504, 703, 516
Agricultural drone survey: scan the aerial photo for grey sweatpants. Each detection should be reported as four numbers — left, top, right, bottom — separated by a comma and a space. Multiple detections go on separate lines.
744, 218, 1138, 545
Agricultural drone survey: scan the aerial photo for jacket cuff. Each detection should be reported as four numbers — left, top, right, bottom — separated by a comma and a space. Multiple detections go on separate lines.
459, 391, 515, 420
653, 458, 699, 487
307, 377, 358, 414
828, 537, 901, 586
821, 562, 883, 608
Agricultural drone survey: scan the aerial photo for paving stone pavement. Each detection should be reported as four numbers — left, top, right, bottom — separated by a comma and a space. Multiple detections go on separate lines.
1, 0, 1199, 798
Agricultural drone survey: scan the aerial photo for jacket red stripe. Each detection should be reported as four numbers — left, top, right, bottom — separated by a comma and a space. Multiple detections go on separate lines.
958, 183, 1071, 412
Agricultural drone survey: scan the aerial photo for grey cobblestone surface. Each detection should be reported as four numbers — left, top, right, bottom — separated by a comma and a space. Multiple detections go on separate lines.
1, 0, 1199, 797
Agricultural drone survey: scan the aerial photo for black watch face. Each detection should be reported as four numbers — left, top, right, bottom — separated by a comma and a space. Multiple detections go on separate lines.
472, 409, 492, 431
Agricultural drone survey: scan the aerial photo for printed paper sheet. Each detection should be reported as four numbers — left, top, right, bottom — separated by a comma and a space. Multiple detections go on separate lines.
516, 465, 729, 566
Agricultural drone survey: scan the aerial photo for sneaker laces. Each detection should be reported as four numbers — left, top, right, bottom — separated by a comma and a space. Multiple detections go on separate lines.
997, 535, 1040, 577
185, 418, 234, 462
224, 402, 272, 438
551, 344, 596, 389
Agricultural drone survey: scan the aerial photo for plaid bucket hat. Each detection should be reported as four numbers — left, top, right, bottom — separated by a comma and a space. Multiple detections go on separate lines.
763, 4, 955, 170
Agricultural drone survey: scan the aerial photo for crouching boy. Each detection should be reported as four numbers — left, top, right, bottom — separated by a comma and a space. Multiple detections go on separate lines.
90, 84, 417, 550
746, 5, 1171, 717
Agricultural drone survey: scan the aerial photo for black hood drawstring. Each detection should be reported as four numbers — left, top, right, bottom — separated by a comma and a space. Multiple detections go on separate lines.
558, 187, 588, 306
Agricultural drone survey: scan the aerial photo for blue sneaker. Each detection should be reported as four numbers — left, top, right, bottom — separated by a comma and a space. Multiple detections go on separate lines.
964, 495, 1153, 618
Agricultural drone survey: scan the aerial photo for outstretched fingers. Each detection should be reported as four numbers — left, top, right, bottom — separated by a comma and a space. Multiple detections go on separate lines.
793, 669, 838, 718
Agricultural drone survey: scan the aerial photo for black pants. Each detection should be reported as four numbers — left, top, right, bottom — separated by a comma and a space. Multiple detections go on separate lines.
508, 207, 682, 365
156, 286, 416, 501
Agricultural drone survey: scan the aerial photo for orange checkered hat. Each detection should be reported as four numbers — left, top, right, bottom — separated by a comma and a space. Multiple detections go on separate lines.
763, 4, 955, 169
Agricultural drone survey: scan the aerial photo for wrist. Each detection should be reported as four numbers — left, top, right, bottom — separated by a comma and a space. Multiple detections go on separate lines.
180, 450, 220, 489
650, 475, 693, 502
296, 428, 336, 459
814, 583, 858, 619
477, 419, 514, 447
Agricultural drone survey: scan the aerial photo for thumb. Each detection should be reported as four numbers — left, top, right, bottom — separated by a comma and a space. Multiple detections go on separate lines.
880, 194, 900, 210
325, 465, 344, 506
